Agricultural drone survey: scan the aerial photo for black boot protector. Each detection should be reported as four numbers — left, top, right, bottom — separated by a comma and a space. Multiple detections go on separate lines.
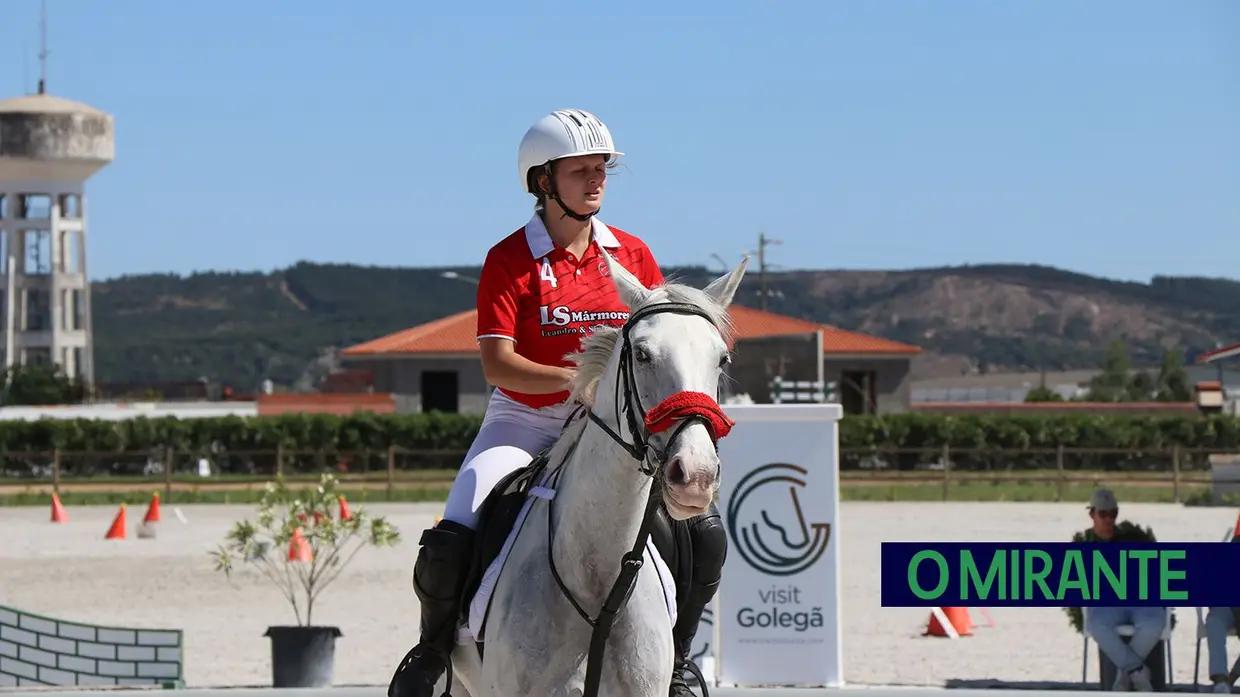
388, 520, 476, 697
668, 504, 726, 697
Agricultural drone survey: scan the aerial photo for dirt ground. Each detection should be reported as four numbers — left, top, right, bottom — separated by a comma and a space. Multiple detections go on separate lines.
0, 501, 1234, 688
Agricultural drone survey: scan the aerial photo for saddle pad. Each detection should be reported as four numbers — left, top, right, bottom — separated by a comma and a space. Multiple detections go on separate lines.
462, 472, 678, 642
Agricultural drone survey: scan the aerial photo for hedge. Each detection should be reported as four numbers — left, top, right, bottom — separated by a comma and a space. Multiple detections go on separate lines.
0, 412, 1235, 456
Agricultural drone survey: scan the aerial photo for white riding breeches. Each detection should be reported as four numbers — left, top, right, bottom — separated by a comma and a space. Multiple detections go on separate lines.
441, 389, 578, 529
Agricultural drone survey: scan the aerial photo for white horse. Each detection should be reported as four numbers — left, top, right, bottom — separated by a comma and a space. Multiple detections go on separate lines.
443, 252, 747, 697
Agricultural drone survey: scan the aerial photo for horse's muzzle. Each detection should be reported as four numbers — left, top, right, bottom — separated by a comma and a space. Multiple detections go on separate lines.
662, 448, 719, 519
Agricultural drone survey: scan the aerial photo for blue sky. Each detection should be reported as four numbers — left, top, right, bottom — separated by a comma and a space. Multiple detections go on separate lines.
0, 0, 1235, 283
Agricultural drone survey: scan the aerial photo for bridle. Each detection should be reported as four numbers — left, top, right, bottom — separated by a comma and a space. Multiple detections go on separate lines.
546, 300, 734, 697
584, 301, 735, 475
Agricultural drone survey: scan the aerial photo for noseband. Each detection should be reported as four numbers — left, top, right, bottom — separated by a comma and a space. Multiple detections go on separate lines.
550, 300, 732, 697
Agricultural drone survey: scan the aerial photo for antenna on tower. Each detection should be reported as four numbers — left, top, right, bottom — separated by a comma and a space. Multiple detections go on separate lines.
37, 0, 49, 95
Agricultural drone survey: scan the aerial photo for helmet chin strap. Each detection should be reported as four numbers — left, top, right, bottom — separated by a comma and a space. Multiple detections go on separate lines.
553, 193, 598, 221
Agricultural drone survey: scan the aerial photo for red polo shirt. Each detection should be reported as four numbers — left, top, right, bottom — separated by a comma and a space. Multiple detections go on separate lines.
475, 214, 665, 409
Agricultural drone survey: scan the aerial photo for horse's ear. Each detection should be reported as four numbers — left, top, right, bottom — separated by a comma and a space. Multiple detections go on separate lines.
602, 249, 651, 309
704, 255, 749, 308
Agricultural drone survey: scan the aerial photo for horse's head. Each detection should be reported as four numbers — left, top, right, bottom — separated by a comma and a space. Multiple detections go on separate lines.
568, 250, 748, 521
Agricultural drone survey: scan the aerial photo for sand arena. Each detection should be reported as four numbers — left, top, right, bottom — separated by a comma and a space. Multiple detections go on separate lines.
1, 501, 1235, 688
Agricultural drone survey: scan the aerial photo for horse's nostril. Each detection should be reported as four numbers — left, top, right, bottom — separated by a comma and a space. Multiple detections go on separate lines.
666, 457, 690, 486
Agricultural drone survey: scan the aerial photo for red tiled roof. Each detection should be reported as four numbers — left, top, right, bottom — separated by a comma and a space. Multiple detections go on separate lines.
1199, 342, 1240, 364
725, 305, 921, 355
341, 304, 921, 357
340, 310, 478, 357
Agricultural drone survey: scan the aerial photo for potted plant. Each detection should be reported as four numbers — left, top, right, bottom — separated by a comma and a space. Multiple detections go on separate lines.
212, 473, 401, 688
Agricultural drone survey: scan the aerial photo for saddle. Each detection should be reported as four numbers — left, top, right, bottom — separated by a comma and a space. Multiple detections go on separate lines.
455, 450, 687, 646
457, 447, 557, 641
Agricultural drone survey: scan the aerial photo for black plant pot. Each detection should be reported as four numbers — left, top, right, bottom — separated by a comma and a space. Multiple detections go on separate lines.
264, 625, 343, 688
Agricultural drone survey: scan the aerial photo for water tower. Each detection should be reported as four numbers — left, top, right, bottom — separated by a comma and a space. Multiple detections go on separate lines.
0, 88, 114, 385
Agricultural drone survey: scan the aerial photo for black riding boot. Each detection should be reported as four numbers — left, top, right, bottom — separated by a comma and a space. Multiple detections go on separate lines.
669, 505, 726, 697
388, 520, 476, 697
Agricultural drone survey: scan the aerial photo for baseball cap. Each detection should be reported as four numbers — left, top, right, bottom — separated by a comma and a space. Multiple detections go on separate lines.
1088, 488, 1118, 510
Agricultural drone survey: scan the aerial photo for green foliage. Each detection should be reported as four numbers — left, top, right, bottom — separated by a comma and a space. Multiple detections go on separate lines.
1062, 522, 1176, 635
2, 364, 84, 406
1024, 386, 1065, 403
0, 412, 1236, 475
1086, 339, 1134, 402
0, 411, 485, 456
211, 473, 401, 626
1083, 340, 1195, 403
837, 412, 1239, 451
1155, 348, 1193, 401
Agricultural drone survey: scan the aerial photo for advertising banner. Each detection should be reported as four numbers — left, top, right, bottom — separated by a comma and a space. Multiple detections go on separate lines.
714, 403, 844, 687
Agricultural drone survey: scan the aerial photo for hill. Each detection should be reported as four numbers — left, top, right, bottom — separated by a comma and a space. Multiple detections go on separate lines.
89, 262, 1240, 389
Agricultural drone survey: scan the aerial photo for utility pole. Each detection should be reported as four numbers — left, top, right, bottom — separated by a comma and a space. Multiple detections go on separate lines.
756, 231, 781, 311
37, 0, 49, 95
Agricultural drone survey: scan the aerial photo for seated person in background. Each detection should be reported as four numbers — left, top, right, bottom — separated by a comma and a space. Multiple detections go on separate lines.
1081, 488, 1165, 692
1204, 536, 1240, 693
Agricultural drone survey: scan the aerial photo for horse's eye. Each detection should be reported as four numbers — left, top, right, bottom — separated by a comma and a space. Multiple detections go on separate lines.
634, 346, 652, 363
718, 353, 732, 369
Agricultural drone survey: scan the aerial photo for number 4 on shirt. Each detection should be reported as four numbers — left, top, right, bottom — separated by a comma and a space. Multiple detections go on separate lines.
540, 258, 558, 289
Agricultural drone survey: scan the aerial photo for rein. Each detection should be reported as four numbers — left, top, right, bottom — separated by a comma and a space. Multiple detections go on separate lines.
544, 301, 733, 697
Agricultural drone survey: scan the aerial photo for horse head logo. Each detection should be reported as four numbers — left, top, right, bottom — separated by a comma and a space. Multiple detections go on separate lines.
725, 462, 831, 576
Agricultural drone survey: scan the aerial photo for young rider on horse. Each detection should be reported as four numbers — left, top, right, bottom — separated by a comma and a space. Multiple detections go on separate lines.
387, 108, 727, 697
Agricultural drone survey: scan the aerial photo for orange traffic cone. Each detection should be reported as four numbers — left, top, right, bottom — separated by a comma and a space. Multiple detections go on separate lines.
288, 528, 312, 562
50, 493, 68, 523
143, 492, 161, 523
338, 495, 352, 521
924, 607, 973, 637
104, 504, 127, 540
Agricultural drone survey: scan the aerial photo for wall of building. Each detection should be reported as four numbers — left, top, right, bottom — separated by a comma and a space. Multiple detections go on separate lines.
343, 356, 491, 414
347, 346, 915, 416
724, 335, 913, 413
726, 334, 823, 404
822, 357, 913, 414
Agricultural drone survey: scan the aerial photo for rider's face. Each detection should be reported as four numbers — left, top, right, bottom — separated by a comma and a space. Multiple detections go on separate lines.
1090, 507, 1117, 538
545, 155, 608, 215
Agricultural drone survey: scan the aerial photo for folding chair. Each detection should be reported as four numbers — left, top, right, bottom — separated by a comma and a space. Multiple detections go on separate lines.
1081, 605, 1175, 688
1191, 528, 1239, 686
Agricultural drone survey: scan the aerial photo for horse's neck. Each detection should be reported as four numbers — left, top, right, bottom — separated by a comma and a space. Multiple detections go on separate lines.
549, 407, 655, 607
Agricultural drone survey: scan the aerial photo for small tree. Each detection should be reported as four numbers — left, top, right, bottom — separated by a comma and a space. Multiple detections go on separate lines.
212, 473, 401, 626
1025, 385, 1065, 403
1085, 339, 1133, 402
2, 363, 82, 405
1155, 348, 1192, 402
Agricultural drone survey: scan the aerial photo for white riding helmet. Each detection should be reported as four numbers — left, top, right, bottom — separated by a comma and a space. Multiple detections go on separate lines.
517, 109, 624, 196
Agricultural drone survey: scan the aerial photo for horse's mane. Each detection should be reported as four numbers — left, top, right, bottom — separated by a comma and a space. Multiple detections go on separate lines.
564, 279, 734, 409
